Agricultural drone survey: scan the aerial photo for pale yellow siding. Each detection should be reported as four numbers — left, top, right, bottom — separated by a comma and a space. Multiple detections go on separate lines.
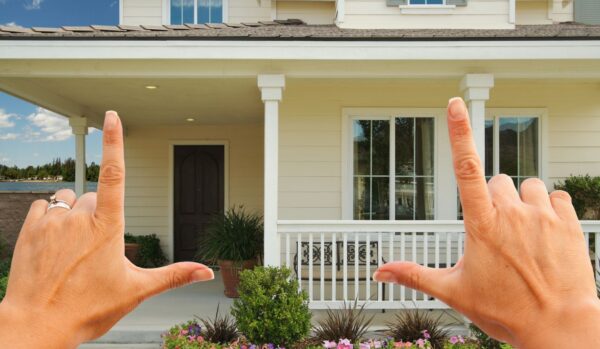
515, 0, 573, 24
121, 0, 164, 25
123, 124, 263, 259
228, 0, 273, 22
276, 1, 336, 24
341, 0, 512, 29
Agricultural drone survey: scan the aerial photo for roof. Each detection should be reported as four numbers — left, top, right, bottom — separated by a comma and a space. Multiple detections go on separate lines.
0, 21, 600, 41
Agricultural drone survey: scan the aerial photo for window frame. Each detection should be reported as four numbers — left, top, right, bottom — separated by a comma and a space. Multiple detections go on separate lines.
408, 0, 446, 5
342, 108, 446, 221
485, 108, 548, 185
163, 0, 228, 25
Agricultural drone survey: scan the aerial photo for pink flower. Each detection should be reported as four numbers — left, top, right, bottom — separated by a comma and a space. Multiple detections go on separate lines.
415, 339, 426, 348
421, 330, 430, 340
458, 335, 465, 344
449, 336, 459, 345
338, 339, 353, 349
393, 342, 404, 348
323, 340, 337, 349
359, 342, 370, 349
373, 340, 382, 349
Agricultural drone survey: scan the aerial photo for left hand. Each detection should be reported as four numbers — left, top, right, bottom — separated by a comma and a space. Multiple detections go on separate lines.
0, 111, 214, 348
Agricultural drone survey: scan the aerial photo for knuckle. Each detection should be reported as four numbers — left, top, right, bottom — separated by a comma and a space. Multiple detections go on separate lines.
99, 161, 125, 186
454, 156, 482, 181
167, 270, 189, 289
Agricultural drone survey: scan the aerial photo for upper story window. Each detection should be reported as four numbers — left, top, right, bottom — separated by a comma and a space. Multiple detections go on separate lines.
170, 0, 223, 24
409, 0, 444, 4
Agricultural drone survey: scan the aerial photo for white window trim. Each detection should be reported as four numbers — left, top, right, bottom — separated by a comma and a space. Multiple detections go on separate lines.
167, 140, 230, 262
341, 108, 450, 221
485, 108, 549, 187
162, 0, 229, 25
400, 1, 455, 15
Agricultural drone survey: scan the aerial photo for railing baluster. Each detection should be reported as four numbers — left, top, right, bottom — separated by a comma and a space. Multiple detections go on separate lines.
459, 232, 464, 258
435, 231, 440, 269
585, 232, 590, 251
297, 233, 302, 291
332, 232, 337, 301
366, 233, 371, 300
423, 231, 428, 301
446, 231, 452, 269
377, 232, 382, 302
389, 231, 394, 301
308, 233, 313, 301
355, 232, 359, 300
595, 232, 599, 285
412, 232, 417, 300
320, 232, 325, 301
343, 232, 348, 301
400, 232, 405, 302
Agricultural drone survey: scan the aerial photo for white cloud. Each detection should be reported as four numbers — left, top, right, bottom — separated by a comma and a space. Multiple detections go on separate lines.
0, 133, 18, 140
0, 109, 17, 128
0, 157, 10, 164
25, 107, 95, 142
24, 0, 43, 10
3, 22, 19, 27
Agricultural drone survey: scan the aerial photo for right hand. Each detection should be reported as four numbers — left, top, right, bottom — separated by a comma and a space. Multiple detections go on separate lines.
374, 97, 600, 348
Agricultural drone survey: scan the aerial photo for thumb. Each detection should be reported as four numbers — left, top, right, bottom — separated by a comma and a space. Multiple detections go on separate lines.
137, 262, 214, 300
373, 261, 453, 302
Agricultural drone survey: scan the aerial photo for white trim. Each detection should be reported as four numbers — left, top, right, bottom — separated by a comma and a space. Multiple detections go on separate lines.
119, 0, 124, 25
167, 140, 230, 262
163, 0, 228, 24
162, 0, 170, 25
509, 0, 516, 24
223, 0, 229, 22
484, 108, 549, 186
341, 108, 446, 222
2, 40, 600, 60
399, 4, 455, 15
335, 0, 345, 23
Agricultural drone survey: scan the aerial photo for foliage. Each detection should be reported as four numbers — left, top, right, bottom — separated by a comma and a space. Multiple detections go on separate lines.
197, 305, 239, 344
231, 266, 311, 346
469, 325, 510, 349
554, 175, 600, 219
386, 310, 449, 349
312, 300, 374, 343
123, 233, 168, 268
0, 276, 7, 302
162, 320, 206, 349
0, 158, 100, 182
197, 206, 263, 263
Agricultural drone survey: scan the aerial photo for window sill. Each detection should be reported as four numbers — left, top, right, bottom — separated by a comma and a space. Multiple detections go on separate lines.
398, 5, 456, 15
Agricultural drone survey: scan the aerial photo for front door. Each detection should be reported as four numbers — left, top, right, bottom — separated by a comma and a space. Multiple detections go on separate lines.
174, 145, 224, 262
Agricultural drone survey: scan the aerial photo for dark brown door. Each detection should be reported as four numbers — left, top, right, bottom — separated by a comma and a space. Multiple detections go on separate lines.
174, 145, 224, 262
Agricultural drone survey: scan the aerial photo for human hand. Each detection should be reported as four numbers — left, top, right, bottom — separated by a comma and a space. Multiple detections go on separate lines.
373, 98, 600, 348
0, 112, 214, 348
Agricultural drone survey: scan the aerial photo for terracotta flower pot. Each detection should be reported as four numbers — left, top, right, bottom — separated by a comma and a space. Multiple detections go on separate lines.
125, 243, 140, 264
218, 259, 257, 298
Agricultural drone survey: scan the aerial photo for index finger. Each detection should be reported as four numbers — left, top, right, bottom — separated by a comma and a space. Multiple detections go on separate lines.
447, 97, 494, 224
95, 111, 125, 226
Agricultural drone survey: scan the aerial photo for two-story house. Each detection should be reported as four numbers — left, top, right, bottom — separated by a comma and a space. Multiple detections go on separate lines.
0, 0, 600, 311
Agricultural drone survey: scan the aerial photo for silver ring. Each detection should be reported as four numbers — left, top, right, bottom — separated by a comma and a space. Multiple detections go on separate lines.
48, 194, 72, 211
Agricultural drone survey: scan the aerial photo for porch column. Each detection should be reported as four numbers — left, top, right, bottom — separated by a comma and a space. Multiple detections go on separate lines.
258, 74, 285, 267
459, 74, 494, 168
69, 117, 88, 197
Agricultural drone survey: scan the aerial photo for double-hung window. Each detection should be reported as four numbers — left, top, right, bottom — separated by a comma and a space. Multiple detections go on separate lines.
171, 0, 223, 24
409, 0, 444, 4
351, 115, 436, 221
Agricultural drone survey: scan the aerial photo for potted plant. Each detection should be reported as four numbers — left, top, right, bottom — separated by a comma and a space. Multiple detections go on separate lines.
197, 206, 263, 298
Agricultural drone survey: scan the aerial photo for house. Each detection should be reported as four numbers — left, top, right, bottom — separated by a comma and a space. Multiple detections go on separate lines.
0, 0, 600, 311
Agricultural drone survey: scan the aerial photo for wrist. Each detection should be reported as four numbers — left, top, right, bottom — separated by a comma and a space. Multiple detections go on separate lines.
0, 300, 82, 349
514, 297, 600, 348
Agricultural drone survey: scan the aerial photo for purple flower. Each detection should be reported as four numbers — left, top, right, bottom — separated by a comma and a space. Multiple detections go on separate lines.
338, 339, 353, 349
359, 342, 370, 349
249, 345, 257, 349
373, 340, 382, 348
421, 330, 430, 339
449, 336, 459, 345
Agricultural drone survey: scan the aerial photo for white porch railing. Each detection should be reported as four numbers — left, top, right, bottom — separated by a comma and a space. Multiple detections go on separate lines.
277, 220, 600, 310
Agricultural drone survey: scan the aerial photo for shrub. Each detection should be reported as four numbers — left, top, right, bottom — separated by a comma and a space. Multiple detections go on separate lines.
554, 175, 600, 219
386, 310, 448, 349
124, 233, 168, 268
312, 300, 374, 343
231, 266, 311, 346
162, 320, 204, 349
197, 206, 263, 263
469, 325, 505, 349
0, 276, 7, 302
197, 305, 239, 344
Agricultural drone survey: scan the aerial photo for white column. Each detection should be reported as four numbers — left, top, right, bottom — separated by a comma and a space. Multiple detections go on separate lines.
69, 117, 88, 197
258, 74, 285, 267
460, 74, 494, 168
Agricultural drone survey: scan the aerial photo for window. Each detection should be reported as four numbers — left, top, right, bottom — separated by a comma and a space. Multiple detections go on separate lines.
171, 0, 223, 24
352, 116, 435, 221
409, 0, 444, 4
458, 115, 541, 219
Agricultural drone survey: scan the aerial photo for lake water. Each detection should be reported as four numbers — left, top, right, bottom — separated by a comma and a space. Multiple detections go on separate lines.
0, 182, 98, 192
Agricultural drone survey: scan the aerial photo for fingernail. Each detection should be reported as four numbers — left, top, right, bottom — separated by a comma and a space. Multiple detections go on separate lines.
448, 97, 466, 121
104, 111, 118, 130
373, 271, 395, 283
191, 268, 214, 282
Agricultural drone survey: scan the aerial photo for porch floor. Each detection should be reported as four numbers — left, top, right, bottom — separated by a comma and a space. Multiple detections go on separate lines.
81, 271, 468, 348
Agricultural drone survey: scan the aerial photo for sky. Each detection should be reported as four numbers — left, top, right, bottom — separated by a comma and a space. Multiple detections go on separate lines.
0, 0, 119, 168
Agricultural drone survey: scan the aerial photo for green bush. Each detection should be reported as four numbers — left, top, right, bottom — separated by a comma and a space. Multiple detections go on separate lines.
124, 233, 168, 268
0, 276, 8, 302
554, 175, 600, 219
231, 266, 311, 346
197, 206, 263, 263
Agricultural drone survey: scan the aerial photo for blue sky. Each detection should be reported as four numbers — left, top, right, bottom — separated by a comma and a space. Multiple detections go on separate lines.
0, 0, 118, 168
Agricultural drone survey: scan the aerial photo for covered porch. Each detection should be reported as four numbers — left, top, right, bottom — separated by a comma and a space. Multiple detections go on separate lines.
2, 39, 600, 312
